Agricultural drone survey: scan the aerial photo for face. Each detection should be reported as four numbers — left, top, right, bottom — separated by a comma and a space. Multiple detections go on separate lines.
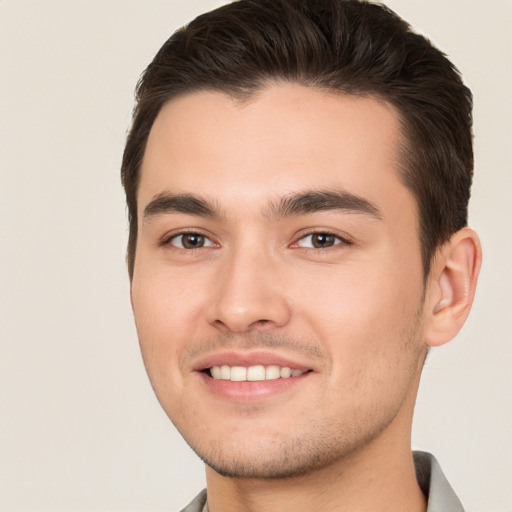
131, 84, 428, 478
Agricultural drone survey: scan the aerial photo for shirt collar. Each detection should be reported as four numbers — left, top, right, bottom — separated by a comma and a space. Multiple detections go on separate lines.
414, 451, 465, 511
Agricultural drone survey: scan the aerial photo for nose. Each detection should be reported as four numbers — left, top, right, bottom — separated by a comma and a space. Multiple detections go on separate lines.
206, 246, 292, 333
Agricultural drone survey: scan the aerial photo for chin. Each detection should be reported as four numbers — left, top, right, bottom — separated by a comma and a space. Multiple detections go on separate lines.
198, 446, 335, 480
179, 421, 380, 480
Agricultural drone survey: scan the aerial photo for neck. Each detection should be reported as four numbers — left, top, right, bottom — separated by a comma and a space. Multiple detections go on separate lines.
205, 429, 426, 512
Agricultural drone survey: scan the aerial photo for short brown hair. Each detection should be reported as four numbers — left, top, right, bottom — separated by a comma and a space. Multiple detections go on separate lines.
122, 0, 473, 279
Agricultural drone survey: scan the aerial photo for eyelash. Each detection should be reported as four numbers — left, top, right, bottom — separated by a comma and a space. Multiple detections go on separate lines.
160, 230, 216, 250
160, 229, 352, 252
292, 231, 352, 250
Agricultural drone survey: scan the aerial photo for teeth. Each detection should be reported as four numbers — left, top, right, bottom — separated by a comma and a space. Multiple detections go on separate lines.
247, 365, 265, 381
220, 365, 230, 380
280, 367, 291, 378
230, 366, 247, 382
265, 365, 280, 380
209, 365, 307, 381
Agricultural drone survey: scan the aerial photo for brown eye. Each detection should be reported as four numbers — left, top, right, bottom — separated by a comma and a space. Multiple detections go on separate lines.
170, 233, 214, 249
311, 233, 336, 248
297, 233, 341, 249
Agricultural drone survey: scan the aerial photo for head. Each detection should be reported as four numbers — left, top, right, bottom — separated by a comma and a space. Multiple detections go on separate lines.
122, 0, 480, 481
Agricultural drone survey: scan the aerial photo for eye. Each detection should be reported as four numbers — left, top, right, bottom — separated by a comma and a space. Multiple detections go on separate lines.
296, 232, 346, 249
168, 233, 215, 249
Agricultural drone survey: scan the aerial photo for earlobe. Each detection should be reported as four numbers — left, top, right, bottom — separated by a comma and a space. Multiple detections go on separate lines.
424, 227, 482, 347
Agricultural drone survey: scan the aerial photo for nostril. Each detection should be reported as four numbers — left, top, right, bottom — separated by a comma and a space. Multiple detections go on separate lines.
252, 319, 272, 328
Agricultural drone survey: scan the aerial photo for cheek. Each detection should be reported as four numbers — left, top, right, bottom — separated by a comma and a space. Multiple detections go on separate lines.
132, 262, 205, 333
299, 259, 424, 371
130, 268, 204, 391
308, 275, 424, 423
302, 259, 417, 317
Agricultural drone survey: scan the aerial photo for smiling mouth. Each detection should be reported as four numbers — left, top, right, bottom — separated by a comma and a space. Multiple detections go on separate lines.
206, 365, 311, 382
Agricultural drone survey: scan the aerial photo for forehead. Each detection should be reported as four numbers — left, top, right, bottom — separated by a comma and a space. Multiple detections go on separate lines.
138, 84, 412, 218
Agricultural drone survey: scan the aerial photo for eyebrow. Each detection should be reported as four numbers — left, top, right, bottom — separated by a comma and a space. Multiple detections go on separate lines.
265, 190, 382, 220
142, 189, 382, 222
143, 192, 220, 220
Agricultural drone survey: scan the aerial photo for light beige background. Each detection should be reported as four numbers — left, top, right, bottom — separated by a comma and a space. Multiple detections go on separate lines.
0, 1, 510, 511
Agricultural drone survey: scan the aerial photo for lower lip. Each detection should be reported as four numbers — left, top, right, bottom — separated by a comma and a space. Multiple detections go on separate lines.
197, 371, 310, 402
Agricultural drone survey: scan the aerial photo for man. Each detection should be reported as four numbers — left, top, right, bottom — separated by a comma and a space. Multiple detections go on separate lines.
121, 0, 481, 510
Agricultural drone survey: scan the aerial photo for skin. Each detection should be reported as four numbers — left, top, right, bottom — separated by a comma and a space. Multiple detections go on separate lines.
130, 84, 481, 511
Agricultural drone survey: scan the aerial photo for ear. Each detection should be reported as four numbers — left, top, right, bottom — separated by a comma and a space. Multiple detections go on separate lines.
424, 227, 482, 347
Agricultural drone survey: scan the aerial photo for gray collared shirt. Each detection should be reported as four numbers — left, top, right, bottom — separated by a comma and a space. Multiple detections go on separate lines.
179, 451, 464, 512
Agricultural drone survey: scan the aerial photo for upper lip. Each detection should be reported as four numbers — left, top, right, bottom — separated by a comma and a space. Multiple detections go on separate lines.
192, 350, 316, 372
